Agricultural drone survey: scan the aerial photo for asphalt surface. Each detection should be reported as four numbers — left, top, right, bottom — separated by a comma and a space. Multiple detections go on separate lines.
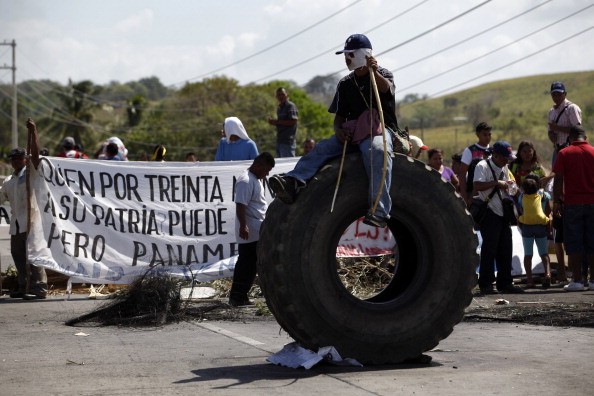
1, 227, 593, 395
0, 289, 591, 396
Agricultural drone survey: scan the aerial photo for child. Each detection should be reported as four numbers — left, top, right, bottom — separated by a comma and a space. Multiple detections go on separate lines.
518, 174, 552, 288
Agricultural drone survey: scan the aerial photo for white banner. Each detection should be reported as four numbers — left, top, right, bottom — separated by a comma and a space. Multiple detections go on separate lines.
26, 157, 396, 284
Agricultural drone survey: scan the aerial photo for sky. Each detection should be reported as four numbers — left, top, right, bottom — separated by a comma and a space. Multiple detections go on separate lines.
1, 0, 593, 100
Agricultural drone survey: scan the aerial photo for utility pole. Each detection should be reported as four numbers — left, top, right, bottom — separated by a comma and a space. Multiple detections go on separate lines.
1, 40, 17, 148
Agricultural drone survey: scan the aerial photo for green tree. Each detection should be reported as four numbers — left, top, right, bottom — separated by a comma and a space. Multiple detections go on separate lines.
51, 79, 103, 153
124, 77, 333, 161
127, 95, 147, 127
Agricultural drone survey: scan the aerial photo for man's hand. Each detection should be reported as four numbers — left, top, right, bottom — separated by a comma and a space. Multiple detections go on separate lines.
335, 128, 352, 144
26, 117, 41, 168
552, 201, 564, 218
496, 180, 508, 190
548, 121, 559, 132
366, 55, 378, 73
26, 117, 36, 133
268, 118, 277, 126
239, 225, 249, 240
547, 128, 557, 144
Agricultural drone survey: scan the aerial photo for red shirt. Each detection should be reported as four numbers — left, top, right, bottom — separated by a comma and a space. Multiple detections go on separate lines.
553, 141, 594, 205
57, 150, 88, 159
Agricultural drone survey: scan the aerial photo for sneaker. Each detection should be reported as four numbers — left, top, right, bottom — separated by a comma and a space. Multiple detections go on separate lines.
9, 291, 25, 298
363, 212, 388, 228
269, 175, 300, 204
564, 281, 587, 292
497, 284, 525, 294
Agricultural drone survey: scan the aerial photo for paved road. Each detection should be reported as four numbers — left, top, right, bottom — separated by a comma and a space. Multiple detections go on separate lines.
0, 293, 592, 396
1, 223, 593, 395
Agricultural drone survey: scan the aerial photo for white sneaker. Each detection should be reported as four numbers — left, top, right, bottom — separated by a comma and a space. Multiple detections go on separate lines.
564, 281, 587, 292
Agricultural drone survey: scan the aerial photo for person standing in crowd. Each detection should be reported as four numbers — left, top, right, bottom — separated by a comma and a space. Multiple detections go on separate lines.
548, 81, 582, 167
547, 82, 582, 283
451, 153, 463, 193
0, 119, 48, 300
151, 145, 167, 161
103, 142, 123, 160
58, 136, 88, 158
517, 174, 552, 289
474, 141, 524, 294
96, 137, 129, 161
510, 140, 565, 283
268, 87, 299, 157
458, 122, 492, 205
215, 117, 259, 161
427, 148, 459, 189
185, 152, 198, 162
552, 126, 594, 292
302, 138, 316, 155
509, 141, 550, 187
409, 135, 428, 159
269, 33, 396, 228
229, 152, 276, 307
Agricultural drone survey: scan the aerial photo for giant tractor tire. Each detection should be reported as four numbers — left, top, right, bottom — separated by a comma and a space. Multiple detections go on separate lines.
258, 152, 478, 365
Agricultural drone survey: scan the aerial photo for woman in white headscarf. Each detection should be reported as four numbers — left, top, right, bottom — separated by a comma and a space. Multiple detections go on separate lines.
215, 117, 259, 161
97, 136, 129, 161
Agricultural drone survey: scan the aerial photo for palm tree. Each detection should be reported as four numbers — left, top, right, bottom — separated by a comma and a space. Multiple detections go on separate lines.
51, 79, 102, 153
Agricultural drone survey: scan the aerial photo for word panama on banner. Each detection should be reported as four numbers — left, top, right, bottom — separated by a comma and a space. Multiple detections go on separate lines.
26, 157, 395, 285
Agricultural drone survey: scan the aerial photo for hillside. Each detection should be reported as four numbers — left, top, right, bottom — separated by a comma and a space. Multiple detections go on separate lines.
1, 71, 592, 164
397, 70, 594, 165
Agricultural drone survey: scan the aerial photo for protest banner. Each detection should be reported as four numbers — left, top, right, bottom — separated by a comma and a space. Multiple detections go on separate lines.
25, 157, 396, 285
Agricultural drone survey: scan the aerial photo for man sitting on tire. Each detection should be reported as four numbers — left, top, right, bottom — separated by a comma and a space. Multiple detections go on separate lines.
269, 33, 397, 228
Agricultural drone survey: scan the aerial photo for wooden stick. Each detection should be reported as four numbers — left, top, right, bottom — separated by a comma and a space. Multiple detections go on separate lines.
330, 138, 348, 213
369, 70, 388, 215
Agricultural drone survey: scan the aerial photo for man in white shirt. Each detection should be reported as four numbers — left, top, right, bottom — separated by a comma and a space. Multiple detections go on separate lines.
229, 152, 275, 307
473, 141, 524, 295
547, 81, 582, 166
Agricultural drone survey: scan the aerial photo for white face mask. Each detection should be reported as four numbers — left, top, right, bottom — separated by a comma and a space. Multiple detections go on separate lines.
346, 48, 372, 71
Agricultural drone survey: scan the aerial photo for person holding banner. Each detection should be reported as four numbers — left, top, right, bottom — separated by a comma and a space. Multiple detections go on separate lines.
0, 119, 48, 299
229, 152, 276, 307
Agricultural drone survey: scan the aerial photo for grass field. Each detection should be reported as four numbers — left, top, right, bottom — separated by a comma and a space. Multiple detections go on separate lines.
397, 70, 594, 166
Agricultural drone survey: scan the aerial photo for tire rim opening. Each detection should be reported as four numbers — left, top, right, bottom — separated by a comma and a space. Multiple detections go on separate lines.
335, 216, 399, 300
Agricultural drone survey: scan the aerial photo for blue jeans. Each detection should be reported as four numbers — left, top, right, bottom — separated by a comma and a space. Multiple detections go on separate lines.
286, 131, 393, 218
276, 142, 296, 157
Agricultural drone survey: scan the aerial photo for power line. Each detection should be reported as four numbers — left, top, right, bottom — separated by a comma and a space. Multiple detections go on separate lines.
171, 0, 363, 86
316, 0, 492, 81
426, 25, 594, 99
391, 0, 553, 73
376, 0, 492, 57
397, 4, 594, 93
250, 0, 432, 83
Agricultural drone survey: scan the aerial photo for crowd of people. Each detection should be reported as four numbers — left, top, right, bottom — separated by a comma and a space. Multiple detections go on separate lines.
2, 33, 592, 306
441, 81, 593, 294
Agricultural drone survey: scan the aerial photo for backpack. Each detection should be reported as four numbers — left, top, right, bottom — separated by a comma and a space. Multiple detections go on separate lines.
465, 144, 489, 193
